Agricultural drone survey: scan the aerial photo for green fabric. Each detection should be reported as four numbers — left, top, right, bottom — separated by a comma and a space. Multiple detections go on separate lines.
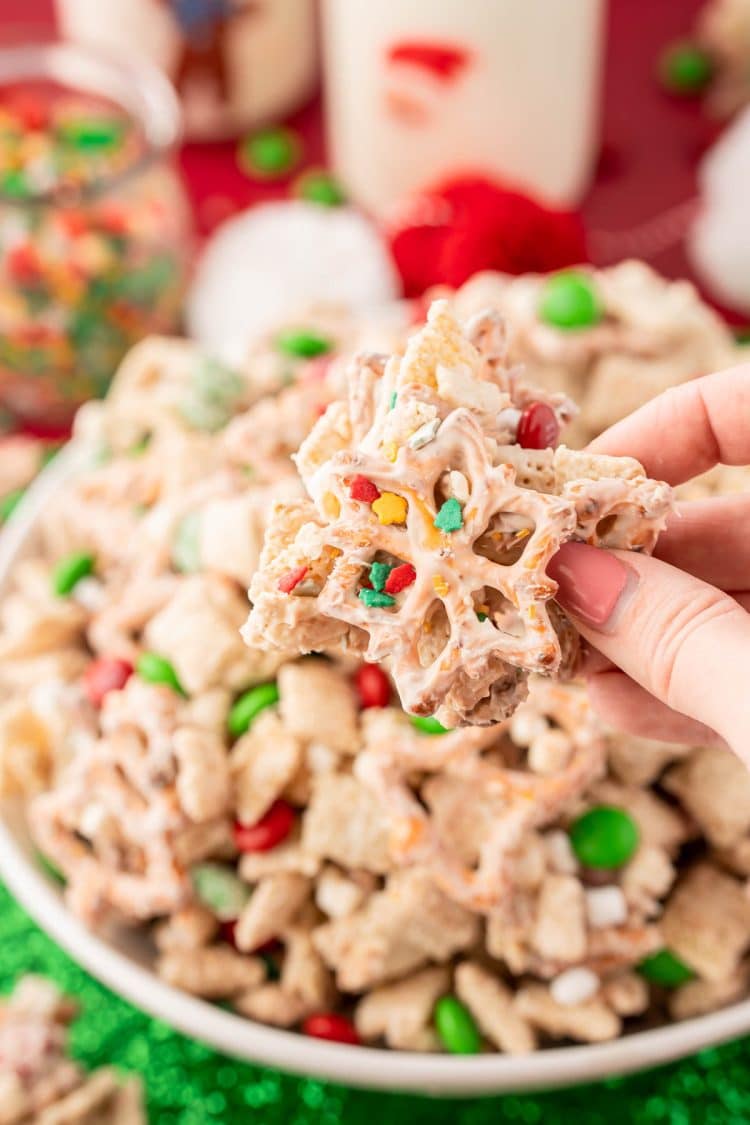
0, 881, 745, 1122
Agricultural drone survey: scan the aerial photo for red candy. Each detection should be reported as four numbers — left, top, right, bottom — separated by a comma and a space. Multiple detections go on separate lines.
354, 663, 391, 709
234, 800, 295, 853
302, 1013, 361, 1045
278, 565, 308, 593
349, 475, 381, 503
384, 563, 416, 594
7, 244, 41, 285
516, 402, 560, 450
83, 657, 133, 708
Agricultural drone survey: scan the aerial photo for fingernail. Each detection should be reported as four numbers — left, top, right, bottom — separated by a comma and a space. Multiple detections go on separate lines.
547, 542, 636, 630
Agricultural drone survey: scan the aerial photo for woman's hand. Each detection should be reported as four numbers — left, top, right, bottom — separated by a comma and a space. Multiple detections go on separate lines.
547, 364, 750, 760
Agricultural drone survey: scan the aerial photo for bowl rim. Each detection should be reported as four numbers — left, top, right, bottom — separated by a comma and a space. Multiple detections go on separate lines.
1, 447, 749, 1096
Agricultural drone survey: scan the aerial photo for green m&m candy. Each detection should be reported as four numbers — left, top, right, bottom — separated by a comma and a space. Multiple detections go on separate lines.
434, 995, 482, 1054
539, 270, 602, 330
275, 328, 333, 359
228, 681, 280, 737
52, 552, 95, 597
409, 715, 450, 735
136, 652, 186, 697
191, 863, 250, 921
239, 126, 302, 179
638, 949, 695, 988
658, 41, 714, 95
296, 168, 346, 207
568, 805, 639, 869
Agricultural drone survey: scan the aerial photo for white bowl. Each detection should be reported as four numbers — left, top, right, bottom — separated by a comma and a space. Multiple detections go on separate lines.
1, 449, 749, 1095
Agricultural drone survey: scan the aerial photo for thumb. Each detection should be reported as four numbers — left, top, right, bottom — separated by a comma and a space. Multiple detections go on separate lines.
548, 541, 750, 756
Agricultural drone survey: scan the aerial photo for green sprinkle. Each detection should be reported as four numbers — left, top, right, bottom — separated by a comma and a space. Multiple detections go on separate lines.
191, 864, 250, 922
136, 652, 186, 697
358, 588, 396, 608
0, 488, 25, 523
638, 949, 695, 988
389, 392, 397, 410
409, 715, 449, 735
129, 433, 151, 456
434, 995, 481, 1055
228, 682, 279, 737
369, 561, 392, 592
658, 41, 714, 94
52, 552, 94, 597
36, 851, 66, 886
568, 805, 640, 869
58, 116, 125, 150
297, 169, 346, 206
1, 169, 30, 199
40, 444, 61, 468
476, 611, 488, 622
434, 498, 463, 533
275, 329, 332, 359
239, 126, 302, 178
539, 270, 603, 330
171, 512, 202, 574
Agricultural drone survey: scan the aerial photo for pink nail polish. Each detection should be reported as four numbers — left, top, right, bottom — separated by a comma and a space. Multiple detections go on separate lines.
548, 542, 635, 629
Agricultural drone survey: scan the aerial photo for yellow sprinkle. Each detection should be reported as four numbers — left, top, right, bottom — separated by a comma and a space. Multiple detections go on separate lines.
383, 442, 399, 463
432, 575, 449, 597
372, 491, 408, 525
322, 492, 340, 519
514, 527, 532, 540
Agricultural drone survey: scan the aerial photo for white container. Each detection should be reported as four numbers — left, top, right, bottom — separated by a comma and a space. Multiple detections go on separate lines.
55, 0, 318, 140
322, 0, 605, 216
1, 448, 750, 1094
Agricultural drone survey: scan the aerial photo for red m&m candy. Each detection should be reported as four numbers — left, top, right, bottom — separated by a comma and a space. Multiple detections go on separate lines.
234, 800, 295, 853
302, 1013, 361, 1045
354, 663, 391, 709
83, 657, 133, 707
516, 402, 560, 450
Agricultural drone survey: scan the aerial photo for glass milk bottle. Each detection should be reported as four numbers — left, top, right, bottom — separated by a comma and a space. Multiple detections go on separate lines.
55, 0, 318, 140
322, 0, 606, 216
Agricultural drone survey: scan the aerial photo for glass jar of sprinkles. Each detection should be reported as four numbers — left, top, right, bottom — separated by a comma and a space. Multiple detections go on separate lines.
0, 42, 192, 428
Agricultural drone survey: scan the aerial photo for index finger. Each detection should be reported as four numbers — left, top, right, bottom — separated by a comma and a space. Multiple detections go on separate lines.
586, 364, 750, 485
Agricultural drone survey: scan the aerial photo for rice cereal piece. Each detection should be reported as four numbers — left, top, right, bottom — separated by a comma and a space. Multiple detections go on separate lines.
605, 729, 691, 786
277, 660, 360, 753
312, 869, 480, 992
153, 905, 219, 953
36, 1069, 144, 1125
302, 773, 392, 873
280, 927, 335, 1012
230, 709, 303, 826
238, 836, 321, 881
513, 983, 621, 1043
621, 845, 677, 918
589, 780, 691, 853
0, 700, 56, 797
157, 945, 265, 998
531, 874, 587, 964
669, 964, 750, 1021
660, 863, 750, 982
601, 972, 650, 1017
144, 573, 275, 694
454, 962, 537, 1054
486, 890, 538, 974
315, 865, 377, 919
245, 301, 671, 727
235, 873, 311, 953
662, 746, 750, 849
233, 985, 309, 1028
173, 727, 231, 823
355, 967, 450, 1051
0, 560, 87, 660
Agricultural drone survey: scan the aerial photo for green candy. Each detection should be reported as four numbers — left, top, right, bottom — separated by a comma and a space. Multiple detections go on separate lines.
568, 805, 639, 869
179, 358, 245, 433
1, 169, 30, 199
658, 41, 714, 94
136, 652, 186, 697
191, 864, 250, 922
638, 949, 695, 988
358, 588, 396, 608
434, 498, 463, 533
129, 433, 151, 456
36, 851, 66, 886
52, 552, 94, 597
171, 512, 202, 574
275, 329, 332, 359
0, 488, 25, 523
538, 270, 603, 330
297, 169, 346, 206
369, 561, 392, 592
389, 392, 397, 410
228, 682, 280, 737
409, 715, 449, 735
239, 127, 301, 178
434, 995, 481, 1055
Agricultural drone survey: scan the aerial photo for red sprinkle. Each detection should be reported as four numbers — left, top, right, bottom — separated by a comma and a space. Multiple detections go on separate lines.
387, 41, 472, 83
234, 800, 295, 853
220, 920, 238, 947
354, 663, 391, 709
83, 657, 134, 708
302, 1012, 361, 1045
349, 475, 381, 503
516, 402, 560, 450
7, 244, 41, 285
278, 565, 308, 593
384, 563, 416, 594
